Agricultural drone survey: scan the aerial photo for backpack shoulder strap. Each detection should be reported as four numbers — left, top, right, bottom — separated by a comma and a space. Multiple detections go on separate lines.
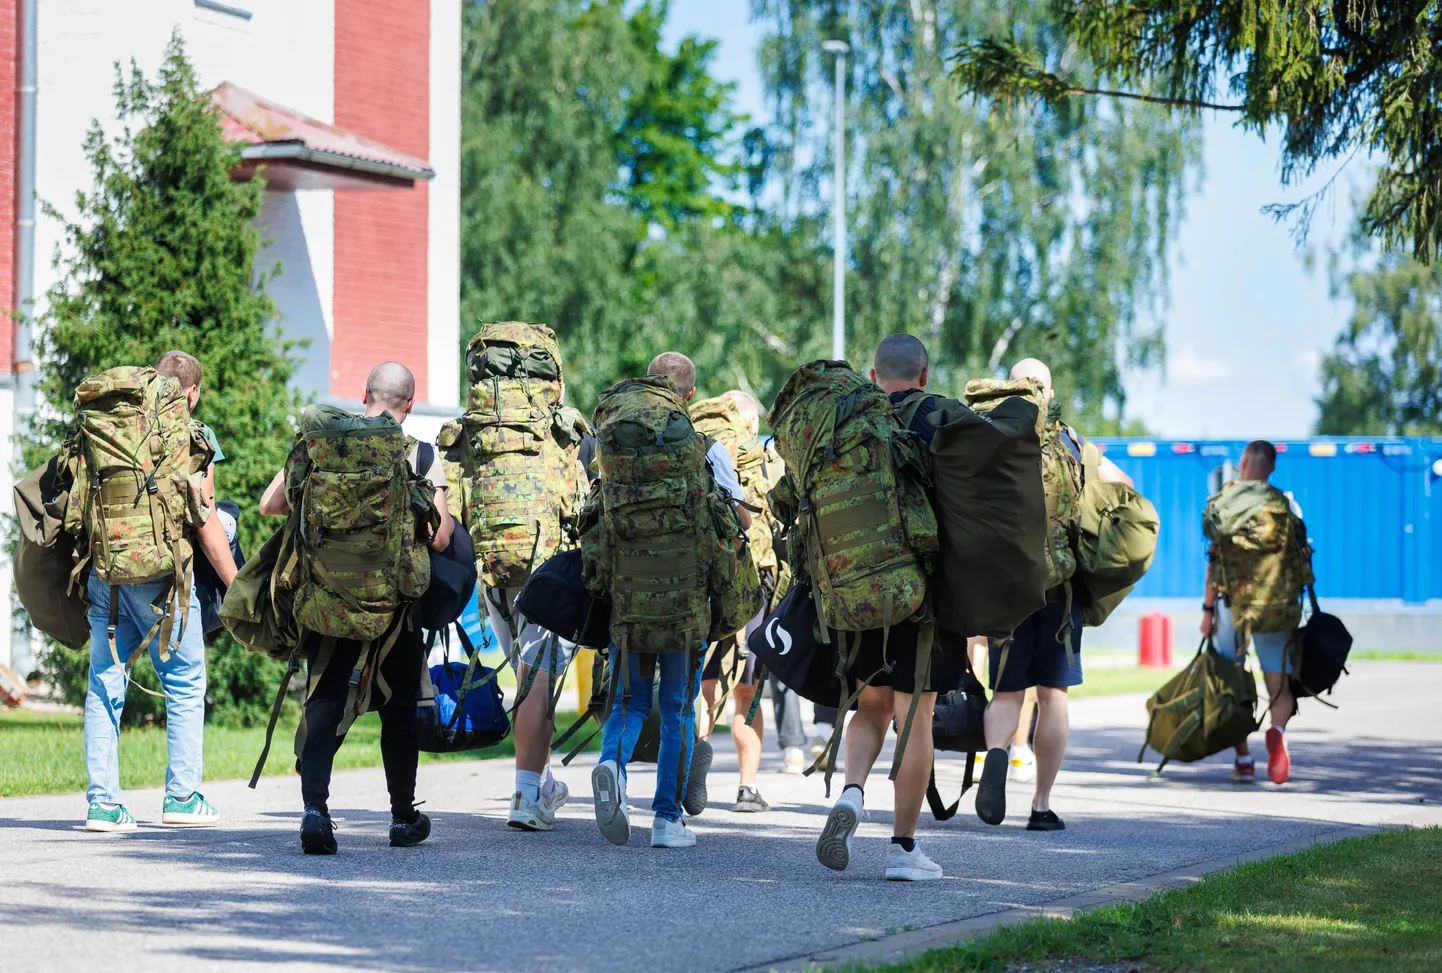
896, 390, 934, 431
1079, 435, 1102, 488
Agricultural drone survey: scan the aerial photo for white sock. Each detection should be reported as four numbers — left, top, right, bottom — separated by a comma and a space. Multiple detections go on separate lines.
516, 769, 542, 802
1236, 755, 1255, 765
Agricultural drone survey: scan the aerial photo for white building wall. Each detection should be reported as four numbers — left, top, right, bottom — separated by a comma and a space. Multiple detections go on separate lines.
426, 0, 462, 411
34, 0, 337, 399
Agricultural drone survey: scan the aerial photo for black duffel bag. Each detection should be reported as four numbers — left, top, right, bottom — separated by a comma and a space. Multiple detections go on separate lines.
1291, 585, 1353, 704
745, 582, 845, 706
516, 548, 612, 649
926, 657, 989, 821
197, 499, 247, 644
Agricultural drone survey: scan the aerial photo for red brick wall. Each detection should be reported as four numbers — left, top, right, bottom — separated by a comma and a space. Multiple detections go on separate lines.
0, 0, 17, 375
332, 0, 430, 401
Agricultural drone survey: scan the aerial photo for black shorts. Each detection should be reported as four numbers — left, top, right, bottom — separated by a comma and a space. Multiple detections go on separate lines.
841, 621, 968, 696
989, 599, 1084, 692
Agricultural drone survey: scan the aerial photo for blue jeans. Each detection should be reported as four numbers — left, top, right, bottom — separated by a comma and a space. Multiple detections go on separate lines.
600, 647, 703, 822
85, 573, 207, 805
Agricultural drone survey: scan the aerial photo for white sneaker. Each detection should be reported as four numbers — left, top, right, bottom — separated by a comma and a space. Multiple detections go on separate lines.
1009, 744, 1037, 783
591, 760, 630, 846
650, 815, 696, 848
810, 734, 828, 760
886, 841, 943, 881
782, 746, 806, 775
507, 791, 556, 832
541, 778, 570, 815
816, 786, 863, 871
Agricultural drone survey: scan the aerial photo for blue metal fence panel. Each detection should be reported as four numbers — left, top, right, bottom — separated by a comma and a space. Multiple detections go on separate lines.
1093, 437, 1437, 604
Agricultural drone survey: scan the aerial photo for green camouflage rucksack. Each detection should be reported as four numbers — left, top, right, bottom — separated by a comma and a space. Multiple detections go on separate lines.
276, 405, 436, 642
581, 377, 760, 659
62, 367, 213, 680
1203, 479, 1313, 636
689, 395, 780, 580
964, 378, 1083, 593
1074, 440, 1159, 626
768, 361, 938, 635
446, 321, 587, 590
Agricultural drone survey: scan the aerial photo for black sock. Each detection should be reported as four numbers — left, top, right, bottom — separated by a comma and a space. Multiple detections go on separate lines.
891, 835, 916, 852
843, 783, 864, 801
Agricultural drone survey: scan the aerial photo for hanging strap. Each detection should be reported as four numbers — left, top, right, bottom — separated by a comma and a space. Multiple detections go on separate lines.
250, 652, 301, 788
924, 751, 977, 822
107, 585, 168, 701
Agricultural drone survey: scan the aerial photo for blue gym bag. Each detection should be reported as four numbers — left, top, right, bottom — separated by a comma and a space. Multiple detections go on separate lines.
416, 623, 510, 753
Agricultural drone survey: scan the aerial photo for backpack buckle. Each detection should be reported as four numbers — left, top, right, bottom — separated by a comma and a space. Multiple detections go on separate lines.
144, 475, 159, 495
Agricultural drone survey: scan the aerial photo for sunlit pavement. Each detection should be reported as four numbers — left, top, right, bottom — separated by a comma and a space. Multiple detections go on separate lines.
3, 662, 1438, 973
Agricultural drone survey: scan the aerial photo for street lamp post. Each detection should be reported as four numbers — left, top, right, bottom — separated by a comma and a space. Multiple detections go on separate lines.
822, 39, 848, 362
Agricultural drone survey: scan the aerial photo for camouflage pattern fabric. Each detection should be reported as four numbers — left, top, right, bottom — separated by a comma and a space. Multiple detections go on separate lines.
767, 360, 937, 633
689, 395, 780, 575
447, 321, 584, 589
582, 377, 758, 654
1203, 479, 1313, 635
278, 405, 434, 641
965, 378, 1083, 590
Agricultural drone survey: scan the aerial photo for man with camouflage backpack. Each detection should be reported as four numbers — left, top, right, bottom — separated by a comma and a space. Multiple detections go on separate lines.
259, 362, 452, 854
1202, 440, 1313, 785
769, 352, 945, 882
693, 388, 799, 811
76, 351, 238, 833
439, 321, 589, 832
970, 358, 1132, 833
583, 352, 755, 849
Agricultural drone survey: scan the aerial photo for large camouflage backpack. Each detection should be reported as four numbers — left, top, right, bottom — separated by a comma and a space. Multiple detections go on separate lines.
689, 395, 780, 581
899, 390, 1049, 641
62, 367, 212, 678
1203, 479, 1313, 636
1074, 440, 1160, 626
448, 321, 586, 590
582, 377, 759, 659
276, 405, 436, 642
964, 378, 1083, 593
768, 361, 938, 635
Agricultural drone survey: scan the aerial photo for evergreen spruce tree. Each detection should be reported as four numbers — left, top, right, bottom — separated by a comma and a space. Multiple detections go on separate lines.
25, 34, 303, 723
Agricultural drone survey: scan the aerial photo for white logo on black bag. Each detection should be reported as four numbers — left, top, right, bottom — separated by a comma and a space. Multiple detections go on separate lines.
765, 617, 793, 656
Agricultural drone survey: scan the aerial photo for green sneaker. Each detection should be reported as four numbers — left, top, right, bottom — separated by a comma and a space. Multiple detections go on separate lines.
86, 802, 138, 833
161, 791, 221, 827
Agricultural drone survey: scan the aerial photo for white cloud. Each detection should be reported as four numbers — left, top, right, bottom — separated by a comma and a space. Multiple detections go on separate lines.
1169, 345, 1235, 383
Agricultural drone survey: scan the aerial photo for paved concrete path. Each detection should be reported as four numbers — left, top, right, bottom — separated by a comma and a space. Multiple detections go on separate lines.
3, 662, 1439, 973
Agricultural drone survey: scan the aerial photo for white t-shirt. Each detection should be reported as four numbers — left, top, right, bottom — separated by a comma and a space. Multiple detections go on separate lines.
706, 440, 745, 503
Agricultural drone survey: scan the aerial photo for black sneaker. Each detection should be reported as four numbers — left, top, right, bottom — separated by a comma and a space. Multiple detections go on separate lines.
683, 738, 713, 816
731, 785, 770, 813
1026, 809, 1065, 831
975, 748, 1009, 826
389, 811, 432, 848
300, 806, 337, 855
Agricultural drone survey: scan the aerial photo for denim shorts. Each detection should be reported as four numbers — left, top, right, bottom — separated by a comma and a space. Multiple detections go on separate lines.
1215, 609, 1292, 674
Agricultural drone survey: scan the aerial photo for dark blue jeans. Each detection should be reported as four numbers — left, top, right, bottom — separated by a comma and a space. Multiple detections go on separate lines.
600, 648, 703, 821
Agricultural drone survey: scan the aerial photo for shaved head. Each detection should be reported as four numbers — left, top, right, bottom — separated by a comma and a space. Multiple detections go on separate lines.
1010, 357, 1053, 392
155, 350, 202, 391
365, 361, 416, 415
872, 334, 929, 384
648, 352, 696, 398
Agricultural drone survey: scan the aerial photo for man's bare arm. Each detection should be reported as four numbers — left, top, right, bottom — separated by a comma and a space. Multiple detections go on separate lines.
1097, 454, 1133, 486
429, 487, 454, 552
259, 469, 289, 516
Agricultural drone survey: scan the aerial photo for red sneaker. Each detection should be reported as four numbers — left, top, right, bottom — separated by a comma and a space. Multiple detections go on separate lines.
1265, 728, 1290, 784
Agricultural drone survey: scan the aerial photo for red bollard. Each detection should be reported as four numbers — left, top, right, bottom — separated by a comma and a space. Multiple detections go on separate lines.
1139, 613, 1172, 668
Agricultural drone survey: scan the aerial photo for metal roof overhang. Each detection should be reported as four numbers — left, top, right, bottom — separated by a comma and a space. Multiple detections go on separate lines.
233, 142, 435, 191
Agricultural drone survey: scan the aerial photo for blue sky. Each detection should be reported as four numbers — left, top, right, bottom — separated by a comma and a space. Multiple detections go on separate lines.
665, 3, 1371, 440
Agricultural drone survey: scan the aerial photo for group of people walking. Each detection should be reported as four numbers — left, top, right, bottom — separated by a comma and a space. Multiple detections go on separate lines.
39, 327, 1314, 884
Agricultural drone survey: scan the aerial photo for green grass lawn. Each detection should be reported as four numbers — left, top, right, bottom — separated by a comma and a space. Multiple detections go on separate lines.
855, 827, 1442, 973
1071, 666, 1182, 699
0, 706, 601, 798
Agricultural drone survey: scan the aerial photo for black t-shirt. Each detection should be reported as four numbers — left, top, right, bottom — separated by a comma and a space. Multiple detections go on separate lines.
888, 389, 939, 445
577, 433, 600, 483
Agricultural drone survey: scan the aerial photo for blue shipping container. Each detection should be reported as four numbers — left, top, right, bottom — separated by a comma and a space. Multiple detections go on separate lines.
1093, 436, 1442, 605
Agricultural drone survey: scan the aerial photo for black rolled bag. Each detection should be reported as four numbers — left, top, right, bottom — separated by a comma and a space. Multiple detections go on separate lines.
1291, 585, 1353, 703
196, 499, 247, 644
515, 547, 612, 649
416, 522, 479, 632
745, 581, 844, 706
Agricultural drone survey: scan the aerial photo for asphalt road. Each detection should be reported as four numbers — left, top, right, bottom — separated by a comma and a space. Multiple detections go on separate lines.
2, 662, 1439, 973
